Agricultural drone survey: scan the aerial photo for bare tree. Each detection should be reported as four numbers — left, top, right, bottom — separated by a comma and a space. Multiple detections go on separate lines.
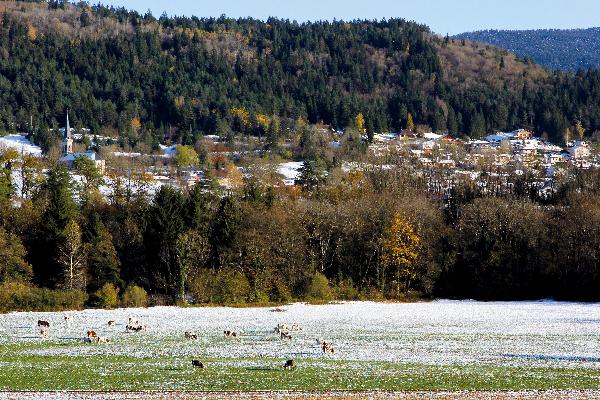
57, 220, 87, 291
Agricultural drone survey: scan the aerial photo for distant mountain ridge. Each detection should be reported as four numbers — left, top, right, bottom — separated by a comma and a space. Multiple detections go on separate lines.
455, 27, 600, 71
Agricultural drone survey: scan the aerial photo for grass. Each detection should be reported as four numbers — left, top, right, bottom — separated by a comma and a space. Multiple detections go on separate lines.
2, 341, 600, 391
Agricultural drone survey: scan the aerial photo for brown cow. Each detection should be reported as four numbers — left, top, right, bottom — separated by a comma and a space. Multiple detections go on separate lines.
39, 328, 49, 338
283, 359, 296, 370
280, 331, 292, 340
107, 320, 116, 326
192, 360, 205, 368
87, 330, 98, 339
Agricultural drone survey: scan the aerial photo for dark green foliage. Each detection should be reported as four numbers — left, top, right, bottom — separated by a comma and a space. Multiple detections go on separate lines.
456, 28, 600, 71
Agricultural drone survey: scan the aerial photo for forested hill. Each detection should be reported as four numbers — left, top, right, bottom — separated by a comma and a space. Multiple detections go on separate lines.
1, 1, 600, 147
455, 28, 600, 71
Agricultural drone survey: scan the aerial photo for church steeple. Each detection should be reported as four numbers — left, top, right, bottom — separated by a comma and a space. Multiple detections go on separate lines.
63, 109, 73, 154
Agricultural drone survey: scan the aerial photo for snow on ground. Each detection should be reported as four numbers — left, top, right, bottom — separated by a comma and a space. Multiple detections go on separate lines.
3, 301, 600, 370
160, 144, 177, 158
0, 134, 42, 157
277, 161, 303, 185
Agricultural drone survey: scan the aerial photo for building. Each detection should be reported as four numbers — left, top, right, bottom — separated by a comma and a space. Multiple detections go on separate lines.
569, 141, 591, 159
59, 110, 106, 174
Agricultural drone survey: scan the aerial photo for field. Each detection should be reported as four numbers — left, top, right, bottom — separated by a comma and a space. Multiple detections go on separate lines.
1, 301, 600, 396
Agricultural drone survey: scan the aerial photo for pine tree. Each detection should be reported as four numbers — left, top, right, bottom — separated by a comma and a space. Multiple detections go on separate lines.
86, 214, 121, 292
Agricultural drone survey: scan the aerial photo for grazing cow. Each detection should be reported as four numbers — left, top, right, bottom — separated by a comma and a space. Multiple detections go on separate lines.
280, 331, 292, 340
283, 359, 296, 370
37, 320, 50, 328
107, 320, 116, 326
274, 323, 289, 335
126, 324, 146, 333
270, 308, 287, 313
291, 323, 301, 331
39, 328, 49, 338
224, 330, 237, 337
127, 317, 139, 326
184, 331, 198, 340
87, 330, 98, 339
322, 342, 334, 354
98, 336, 110, 344
64, 315, 73, 322
192, 360, 204, 368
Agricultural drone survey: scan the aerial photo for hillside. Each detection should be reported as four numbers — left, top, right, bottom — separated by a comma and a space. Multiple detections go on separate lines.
454, 28, 600, 71
0, 1, 598, 147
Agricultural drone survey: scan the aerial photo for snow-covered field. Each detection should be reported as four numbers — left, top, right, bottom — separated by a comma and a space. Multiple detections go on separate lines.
277, 161, 303, 185
2, 300, 600, 368
0, 134, 42, 156
2, 300, 600, 393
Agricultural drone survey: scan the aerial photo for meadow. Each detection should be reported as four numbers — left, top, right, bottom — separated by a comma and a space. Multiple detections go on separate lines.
1, 301, 600, 392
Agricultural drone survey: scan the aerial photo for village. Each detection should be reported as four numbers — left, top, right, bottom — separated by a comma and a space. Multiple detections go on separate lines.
0, 112, 597, 202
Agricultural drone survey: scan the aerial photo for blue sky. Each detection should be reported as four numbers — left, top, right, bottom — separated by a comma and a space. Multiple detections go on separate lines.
100, 0, 600, 35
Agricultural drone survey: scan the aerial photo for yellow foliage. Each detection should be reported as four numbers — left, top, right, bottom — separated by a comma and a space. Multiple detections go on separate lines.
356, 112, 365, 132
27, 25, 37, 42
381, 211, 420, 294
255, 114, 270, 130
130, 117, 141, 132
174, 96, 185, 110
230, 107, 251, 128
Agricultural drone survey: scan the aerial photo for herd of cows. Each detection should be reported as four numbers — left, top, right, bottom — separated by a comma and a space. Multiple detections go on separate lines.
34, 311, 336, 371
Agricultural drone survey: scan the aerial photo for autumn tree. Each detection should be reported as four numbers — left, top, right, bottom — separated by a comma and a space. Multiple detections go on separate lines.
356, 112, 365, 132
381, 211, 420, 296
173, 145, 199, 173
57, 220, 87, 291
406, 112, 415, 132
575, 120, 586, 141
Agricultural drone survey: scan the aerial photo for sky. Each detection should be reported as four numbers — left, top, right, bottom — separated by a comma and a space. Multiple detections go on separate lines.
99, 0, 600, 35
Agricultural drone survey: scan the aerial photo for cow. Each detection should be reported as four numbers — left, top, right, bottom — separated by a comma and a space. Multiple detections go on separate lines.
291, 323, 301, 331
184, 331, 198, 340
64, 315, 73, 322
192, 360, 204, 368
97, 336, 110, 344
322, 342, 334, 354
283, 359, 296, 370
127, 317, 139, 326
37, 320, 50, 328
87, 330, 98, 339
274, 323, 289, 335
39, 328, 49, 338
107, 320, 116, 326
280, 331, 292, 341
224, 330, 237, 337
270, 308, 287, 313
126, 324, 146, 333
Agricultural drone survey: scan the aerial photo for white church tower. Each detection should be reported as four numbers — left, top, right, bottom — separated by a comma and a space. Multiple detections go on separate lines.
63, 109, 73, 154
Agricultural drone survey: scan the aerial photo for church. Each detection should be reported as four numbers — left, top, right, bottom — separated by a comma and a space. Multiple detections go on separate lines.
59, 111, 106, 175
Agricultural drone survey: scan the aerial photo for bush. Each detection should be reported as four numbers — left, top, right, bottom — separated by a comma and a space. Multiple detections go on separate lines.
0, 281, 86, 312
335, 278, 361, 300
93, 283, 119, 309
305, 272, 334, 302
121, 285, 148, 308
215, 271, 251, 304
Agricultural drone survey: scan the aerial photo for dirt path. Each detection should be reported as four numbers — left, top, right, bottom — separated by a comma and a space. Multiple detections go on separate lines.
3, 391, 600, 400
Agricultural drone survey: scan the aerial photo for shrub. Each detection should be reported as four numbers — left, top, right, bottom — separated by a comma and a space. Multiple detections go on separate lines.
305, 272, 333, 302
335, 278, 361, 300
93, 283, 120, 309
121, 285, 148, 308
0, 281, 86, 312
215, 271, 251, 304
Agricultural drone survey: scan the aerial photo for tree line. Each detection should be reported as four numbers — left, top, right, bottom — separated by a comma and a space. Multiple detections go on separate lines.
2, 153, 600, 311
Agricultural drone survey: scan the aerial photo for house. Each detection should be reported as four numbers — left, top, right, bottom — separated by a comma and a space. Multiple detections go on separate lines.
59, 111, 106, 174
512, 129, 533, 140
569, 141, 591, 159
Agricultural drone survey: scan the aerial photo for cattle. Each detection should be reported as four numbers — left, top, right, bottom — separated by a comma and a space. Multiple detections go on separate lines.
270, 308, 287, 313
39, 328, 49, 338
283, 359, 296, 370
127, 317, 139, 326
291, 323, 301, 331
322, 342, 334, 354
224, 330, 237, 337
64, 315, 73, 322
126, 324, 146, 333
107, 320, 116, 326
37, 320, 50, 328
280, 331, 292, 341
192, 360, 204, 368
274, 323, 289, 335
98, 336, 110, 344
87, 330, 98, 339
184, 331, 198, 340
